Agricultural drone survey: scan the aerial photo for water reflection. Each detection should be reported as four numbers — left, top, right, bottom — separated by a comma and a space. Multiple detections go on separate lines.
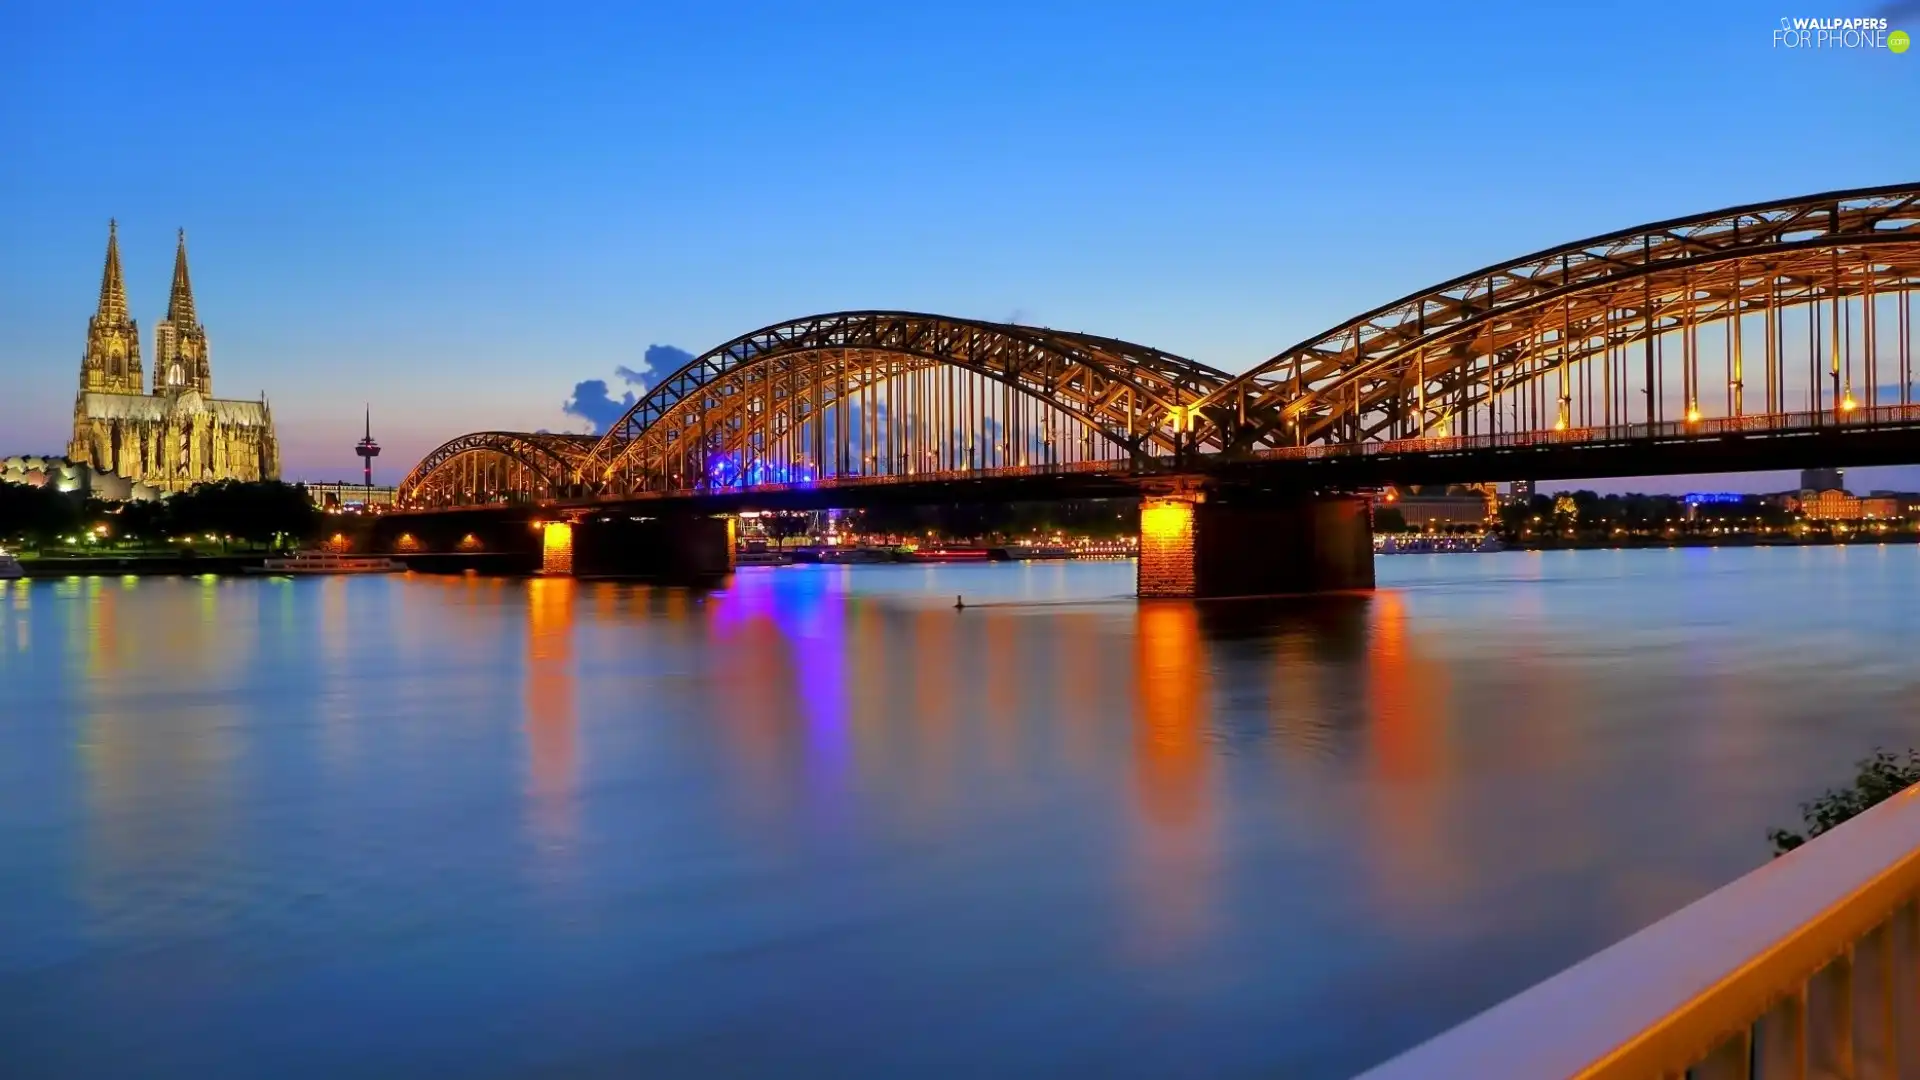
6, 553, 1920, 1079
1128, 602, 1216, 959
523, 578, 578, 871
1357, 589, 1464, 918
72, 576, 238, 956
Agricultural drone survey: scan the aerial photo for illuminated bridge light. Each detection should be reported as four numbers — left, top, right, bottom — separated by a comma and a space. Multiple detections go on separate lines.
1137, 494, 1200, 599
541, 522, 573, 575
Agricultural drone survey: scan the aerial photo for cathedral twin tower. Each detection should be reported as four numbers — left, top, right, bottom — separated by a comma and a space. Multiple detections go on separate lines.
69, 221, 279, 493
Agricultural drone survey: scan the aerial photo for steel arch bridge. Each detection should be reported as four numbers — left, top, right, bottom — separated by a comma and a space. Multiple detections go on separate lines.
399, 431, 600, 506
1210, 181, 1920, 452
397, 183, 1920, 507
400, 312, 1237, 505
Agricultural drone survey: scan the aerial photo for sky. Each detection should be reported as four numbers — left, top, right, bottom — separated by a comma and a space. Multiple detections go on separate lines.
2, 0, 1917, 492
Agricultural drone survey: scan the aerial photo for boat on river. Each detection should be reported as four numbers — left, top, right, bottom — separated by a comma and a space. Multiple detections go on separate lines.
248, 552, 406, 575
734, 549, 794, 566
1375, 533, 1507, 555
791, 546, 899, 564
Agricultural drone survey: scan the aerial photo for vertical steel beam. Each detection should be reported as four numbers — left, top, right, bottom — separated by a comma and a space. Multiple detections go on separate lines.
1731, 258, 1745, 416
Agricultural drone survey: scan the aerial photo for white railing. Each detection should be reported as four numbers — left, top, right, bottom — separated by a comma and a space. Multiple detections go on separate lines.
1356, 786, 1920, 1079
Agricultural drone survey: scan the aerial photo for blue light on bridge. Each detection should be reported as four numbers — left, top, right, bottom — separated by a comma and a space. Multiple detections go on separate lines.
1683, 492, 1747, 505
705, 453, 817, 489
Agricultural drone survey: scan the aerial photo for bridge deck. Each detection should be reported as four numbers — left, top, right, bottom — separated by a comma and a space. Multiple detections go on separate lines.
392, 404, 1920, 516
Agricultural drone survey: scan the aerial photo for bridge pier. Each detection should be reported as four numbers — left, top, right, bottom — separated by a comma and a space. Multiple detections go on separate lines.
563, 513, 735, 580
371, 508, 735, 580
1137, 482, 1373, 599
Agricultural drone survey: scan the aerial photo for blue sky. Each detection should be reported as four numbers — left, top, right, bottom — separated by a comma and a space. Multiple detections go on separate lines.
2, 1, 1916, 491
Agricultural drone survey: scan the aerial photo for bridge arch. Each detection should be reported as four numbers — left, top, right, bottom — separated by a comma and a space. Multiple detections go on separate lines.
1207, 182, 1920, 449
588, 311, 1234, 493
397, 431, 600, 507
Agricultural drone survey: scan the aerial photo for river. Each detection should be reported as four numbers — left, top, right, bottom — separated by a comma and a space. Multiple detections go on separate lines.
3, 548, 1918, 1077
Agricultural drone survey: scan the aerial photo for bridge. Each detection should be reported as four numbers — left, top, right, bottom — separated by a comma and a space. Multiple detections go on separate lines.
386, 183, 1920, 595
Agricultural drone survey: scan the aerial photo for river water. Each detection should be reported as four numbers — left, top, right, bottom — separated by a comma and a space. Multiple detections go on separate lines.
3, 548, 1918, 1078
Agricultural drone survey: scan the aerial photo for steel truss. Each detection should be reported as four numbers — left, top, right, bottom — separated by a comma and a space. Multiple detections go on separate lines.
586, 312, 1232, 495
398, 431, 598, 507
398, 185, 1920, 507
1208, 182, 1920, 448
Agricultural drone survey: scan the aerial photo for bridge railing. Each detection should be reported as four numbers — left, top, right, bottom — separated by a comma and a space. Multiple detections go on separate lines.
584, 456, 1131, 503
406, 402, 1920, 508
1355, 786, 1920, 1080
1259, 402, 1920, 463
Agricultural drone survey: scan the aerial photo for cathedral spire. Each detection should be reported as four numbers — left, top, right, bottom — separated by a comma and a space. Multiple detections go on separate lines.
166, 228, 197, 325
97, 219, 129, 324
154, 227, 211, 396
75, 219, 142, 397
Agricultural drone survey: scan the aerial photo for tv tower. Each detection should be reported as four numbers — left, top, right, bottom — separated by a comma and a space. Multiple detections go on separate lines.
354, 406, 381, 506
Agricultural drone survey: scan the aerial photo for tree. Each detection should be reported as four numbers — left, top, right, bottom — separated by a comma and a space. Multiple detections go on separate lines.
762, 512, 810, 548
1372, 506, 1408, 533
168, 481, 322, 549
112, 498, 174, 547
0, 481, 81, 548
1768, 748, 1920, 855
1496, 501, 1530, 538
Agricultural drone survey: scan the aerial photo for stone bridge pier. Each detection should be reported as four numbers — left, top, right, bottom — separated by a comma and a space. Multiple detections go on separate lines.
542, 513, 735, 580
1136, 480, 1374, 599
371, 508, 734, 580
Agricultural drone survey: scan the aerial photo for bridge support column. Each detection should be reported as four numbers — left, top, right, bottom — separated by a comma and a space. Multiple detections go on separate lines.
567, 514, 735, 580
1137, 483, 1374, 599
540, 521, 575, 575
1138, 486, 1204, 598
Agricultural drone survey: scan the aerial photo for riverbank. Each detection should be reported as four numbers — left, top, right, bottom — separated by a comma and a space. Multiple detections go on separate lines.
13, 554, 270, 578
1503, 532, 1920, 551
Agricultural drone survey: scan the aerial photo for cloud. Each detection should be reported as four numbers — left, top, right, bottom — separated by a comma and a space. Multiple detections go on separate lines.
561, 379, 636, 434
561, 345, 699, 434
615, 345, 697, 396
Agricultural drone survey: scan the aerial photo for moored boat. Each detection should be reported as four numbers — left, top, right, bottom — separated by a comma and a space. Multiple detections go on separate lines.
990, 545, 1073, 561
1374, 533, 1507, 555
905, 547, 991, 562
734, 550, 794, 566
792, 546, 898, 564
248, 552, 405, 575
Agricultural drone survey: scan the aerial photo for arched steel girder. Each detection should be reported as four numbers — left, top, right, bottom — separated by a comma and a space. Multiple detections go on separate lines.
397, 431, 599, 504
1207, 183, 1920, 447
1332, 239, 1920, 442
589, 311, 1234, 484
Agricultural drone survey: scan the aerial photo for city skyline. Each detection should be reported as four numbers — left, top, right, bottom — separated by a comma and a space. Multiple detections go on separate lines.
3, 1, 1916, 492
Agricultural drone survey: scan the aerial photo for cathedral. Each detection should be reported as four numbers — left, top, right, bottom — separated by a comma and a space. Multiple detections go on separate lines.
66, 221, 279, 493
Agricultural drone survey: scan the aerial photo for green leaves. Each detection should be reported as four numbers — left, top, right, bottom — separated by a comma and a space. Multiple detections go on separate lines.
1769, 748, 1920, 856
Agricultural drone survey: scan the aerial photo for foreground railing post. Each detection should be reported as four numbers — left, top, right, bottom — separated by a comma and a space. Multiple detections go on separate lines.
1753, 987, 1807, 1080
1854, 918, 1897, 1080
1895, 901, 1920, 1077
1350, 785, 1920, 1080
1807, 950, 1854, 1079
1691, 1028, 1751, 1080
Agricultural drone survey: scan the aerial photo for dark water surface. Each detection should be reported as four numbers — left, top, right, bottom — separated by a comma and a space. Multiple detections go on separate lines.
5, 548, 1920, 1078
